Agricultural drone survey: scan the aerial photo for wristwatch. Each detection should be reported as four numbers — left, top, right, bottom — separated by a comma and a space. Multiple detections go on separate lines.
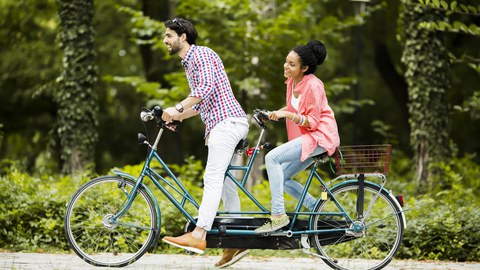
175, 103, 184, 113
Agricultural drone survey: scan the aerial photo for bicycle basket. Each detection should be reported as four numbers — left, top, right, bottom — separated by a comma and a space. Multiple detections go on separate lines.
334, 144, 392, 175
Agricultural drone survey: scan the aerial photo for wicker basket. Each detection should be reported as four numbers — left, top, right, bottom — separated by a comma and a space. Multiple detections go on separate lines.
335, 144, 392, 175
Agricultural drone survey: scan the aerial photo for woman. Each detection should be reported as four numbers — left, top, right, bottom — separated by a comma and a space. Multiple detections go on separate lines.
255, 40, 340, 233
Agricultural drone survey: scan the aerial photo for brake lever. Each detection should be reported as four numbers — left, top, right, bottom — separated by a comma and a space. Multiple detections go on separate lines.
164, 120, 182, 132
253, 109, 271, 122
140, 109, 154, 122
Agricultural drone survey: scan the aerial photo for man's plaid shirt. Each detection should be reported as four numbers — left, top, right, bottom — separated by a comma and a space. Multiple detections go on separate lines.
182, 45, 246, 137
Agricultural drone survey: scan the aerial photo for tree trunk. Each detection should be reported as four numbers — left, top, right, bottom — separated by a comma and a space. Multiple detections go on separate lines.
401, 0, 450, 192
57, 0, 98, 174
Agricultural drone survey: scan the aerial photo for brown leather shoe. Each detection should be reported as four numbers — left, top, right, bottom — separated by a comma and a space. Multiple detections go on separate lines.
214, 248, 249, 268
162, 232, 206, 254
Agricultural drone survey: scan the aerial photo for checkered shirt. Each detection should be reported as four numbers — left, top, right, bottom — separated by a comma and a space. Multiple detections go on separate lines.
181, 45, 246, 137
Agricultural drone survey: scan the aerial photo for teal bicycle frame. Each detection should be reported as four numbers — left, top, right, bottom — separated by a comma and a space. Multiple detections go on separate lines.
108, 116, 406, 240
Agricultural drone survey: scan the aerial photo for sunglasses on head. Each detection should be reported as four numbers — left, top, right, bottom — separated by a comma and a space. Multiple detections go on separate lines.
172, 18, 186, 32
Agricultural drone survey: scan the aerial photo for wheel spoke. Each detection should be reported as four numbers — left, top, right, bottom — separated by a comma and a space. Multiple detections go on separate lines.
311, 182, 404, 270
64, 176, 157, 267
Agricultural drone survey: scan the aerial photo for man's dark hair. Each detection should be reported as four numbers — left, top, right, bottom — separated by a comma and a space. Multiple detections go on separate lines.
164, 18, 198, 45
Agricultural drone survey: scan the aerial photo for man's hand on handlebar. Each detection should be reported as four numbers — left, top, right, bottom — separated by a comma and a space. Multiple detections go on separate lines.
161, 107, 181, 123
162, 107, 184, 132
141, 106, 182, 132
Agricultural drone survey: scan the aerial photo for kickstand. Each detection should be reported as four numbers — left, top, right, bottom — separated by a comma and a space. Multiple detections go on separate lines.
300, 234, 311, 253
300, 235, 337, 263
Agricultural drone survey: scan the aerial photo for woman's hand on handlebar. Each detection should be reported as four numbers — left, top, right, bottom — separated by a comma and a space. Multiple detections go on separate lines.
268, 110, 290, 121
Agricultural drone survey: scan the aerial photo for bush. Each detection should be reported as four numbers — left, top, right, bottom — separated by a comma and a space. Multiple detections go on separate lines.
396, 153, 480, 261
0, 158, 205, 253
0, 153, 479, 261
0, 168, 76, 251
398, 196, 480, 261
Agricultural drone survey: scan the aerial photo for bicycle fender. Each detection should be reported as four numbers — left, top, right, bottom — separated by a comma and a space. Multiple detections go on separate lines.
329, 179, 381, 190
112, 170, 162, 230
387, 192, 407, 228
318, 179, 407, 229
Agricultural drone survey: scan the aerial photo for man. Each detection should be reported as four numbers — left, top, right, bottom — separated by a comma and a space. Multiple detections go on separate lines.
161, 18, 249, 268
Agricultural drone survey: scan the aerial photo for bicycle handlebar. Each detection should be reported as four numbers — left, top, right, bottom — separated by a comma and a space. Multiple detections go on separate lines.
253, 109, 271, 129
142, 106, 270, 131
140, 106, 181, 131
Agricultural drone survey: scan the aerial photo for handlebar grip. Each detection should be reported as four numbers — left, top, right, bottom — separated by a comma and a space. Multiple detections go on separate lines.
263, 142, 272, 150
253, 109, 271, 129
142, 106, 181, 131
153, 106, 163, 118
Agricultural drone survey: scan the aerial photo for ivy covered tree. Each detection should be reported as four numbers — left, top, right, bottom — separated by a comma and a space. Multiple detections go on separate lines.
57, 0, 98, 173
400, 0, 451, 192
416, 0, 480, 119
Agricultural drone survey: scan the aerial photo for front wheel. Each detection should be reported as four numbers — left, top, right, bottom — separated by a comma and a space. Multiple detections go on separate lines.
64, 176, 158, 267
310, 181, 404, 270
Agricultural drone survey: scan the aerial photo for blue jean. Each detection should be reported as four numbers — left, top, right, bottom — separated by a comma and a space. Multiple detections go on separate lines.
265, 137, 326, 215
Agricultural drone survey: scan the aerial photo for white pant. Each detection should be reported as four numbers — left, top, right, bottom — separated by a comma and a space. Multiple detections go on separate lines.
196, 118, 249, 231
221, 153, 243, 216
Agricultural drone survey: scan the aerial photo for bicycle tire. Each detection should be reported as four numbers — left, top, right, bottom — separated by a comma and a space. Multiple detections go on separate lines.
310, 181, 404, 270
64, 176, 158, 267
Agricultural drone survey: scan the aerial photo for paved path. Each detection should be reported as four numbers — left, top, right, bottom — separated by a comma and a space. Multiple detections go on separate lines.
1, 252, 478, 270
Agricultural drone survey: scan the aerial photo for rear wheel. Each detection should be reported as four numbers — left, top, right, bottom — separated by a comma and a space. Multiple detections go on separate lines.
310, 181, 404, 270
64, 176, 158, 267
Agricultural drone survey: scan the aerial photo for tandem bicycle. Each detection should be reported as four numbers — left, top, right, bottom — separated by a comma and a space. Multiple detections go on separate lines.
64, 106, 406, 270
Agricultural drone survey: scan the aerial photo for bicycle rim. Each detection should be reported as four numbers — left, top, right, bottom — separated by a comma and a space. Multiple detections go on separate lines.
64, 176, 157, 267
311, 182, 404, 270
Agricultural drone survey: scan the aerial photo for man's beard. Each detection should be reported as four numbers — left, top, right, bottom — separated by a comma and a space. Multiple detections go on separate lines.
169, 42, 181, 55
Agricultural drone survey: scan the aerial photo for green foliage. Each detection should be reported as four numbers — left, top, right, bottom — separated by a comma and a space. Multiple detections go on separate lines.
0, 0, 61, 172
0, 167, 75, 251
398, 197, 480, 261
120, 0, 385, 110
419, 0, 480, 16
0, 157, 204, 252
56, 0, 98, 173
113, 6, 191, 110
1, 0, 480, 261
116, 5, 166, 50
415, 1, 480, 121
0, 123, 3, 148
393, 153, 480, 261
419, 20, 480, 35
103, 75, 162, 99
454, 90, 480, 119
169, 156, 205, 188
430, 153, 480, 200
371, 120, 399, 145
1, 152, 480, 261
2, 0, 479, 177
400, 0, 451, 191
116, 0, 385, 148
113, 157, 205, 238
